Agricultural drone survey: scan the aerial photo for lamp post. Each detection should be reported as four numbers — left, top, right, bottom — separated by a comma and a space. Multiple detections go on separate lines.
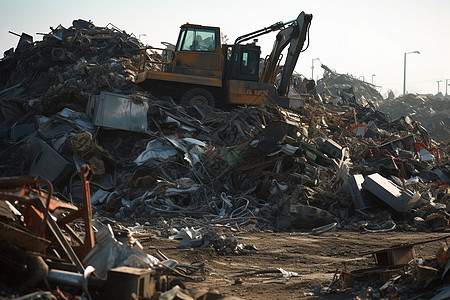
371, 74, 376, 84
311, 58, 320, 80
138, 34, 147, 41
403, 51, 420, 95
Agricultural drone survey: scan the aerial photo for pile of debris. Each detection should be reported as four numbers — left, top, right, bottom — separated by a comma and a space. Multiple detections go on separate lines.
378, 93, 450, 142
0, 18, 450, 299
325, 236, 450, 300
314, 64, 384, 107
0, 19, 142, 131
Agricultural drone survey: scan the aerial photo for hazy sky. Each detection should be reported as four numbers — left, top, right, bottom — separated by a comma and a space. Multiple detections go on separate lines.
1, 0, 449, 97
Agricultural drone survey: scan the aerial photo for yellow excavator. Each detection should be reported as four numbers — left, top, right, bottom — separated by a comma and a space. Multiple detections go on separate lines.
136, 12, 312, 110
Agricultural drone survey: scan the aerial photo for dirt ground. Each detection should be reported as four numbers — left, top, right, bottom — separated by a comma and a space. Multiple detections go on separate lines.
142, 229, 450, 299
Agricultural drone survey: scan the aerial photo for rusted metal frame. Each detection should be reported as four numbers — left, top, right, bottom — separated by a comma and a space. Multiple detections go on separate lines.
0, 191, 64, 211
0, 180, 83, 272
138, 47, 175, 72
0, 176, 53, 231
0, 192, 48, 237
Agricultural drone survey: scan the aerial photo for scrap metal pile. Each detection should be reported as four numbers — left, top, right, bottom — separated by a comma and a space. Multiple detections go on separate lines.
314, 64, 384, 107
0, 19, 450, 298
378, 93, 450, 142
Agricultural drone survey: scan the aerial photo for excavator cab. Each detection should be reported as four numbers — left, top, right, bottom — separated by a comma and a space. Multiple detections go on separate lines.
224, 43, 261, 82
175, 25, 217, 52
169, 24, 223, 80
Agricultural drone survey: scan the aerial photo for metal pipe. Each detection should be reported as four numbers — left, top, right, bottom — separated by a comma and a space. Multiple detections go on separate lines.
46, 269, 84, 287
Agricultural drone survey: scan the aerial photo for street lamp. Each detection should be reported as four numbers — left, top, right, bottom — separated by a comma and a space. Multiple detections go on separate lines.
437, 80, 442, 94
311, 58, 320, 80
371, 74, 376, 84
403, 51, 420, 95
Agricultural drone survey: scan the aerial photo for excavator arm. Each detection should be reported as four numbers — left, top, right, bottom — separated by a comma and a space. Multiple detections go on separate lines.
260, 12, 312, 96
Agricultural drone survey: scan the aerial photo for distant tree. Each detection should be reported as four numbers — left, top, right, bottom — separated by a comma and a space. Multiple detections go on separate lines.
220, 32, 229, 44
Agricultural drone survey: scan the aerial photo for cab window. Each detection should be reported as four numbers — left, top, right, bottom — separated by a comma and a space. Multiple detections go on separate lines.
180, 28, 216, 52
240, 50, 258, 75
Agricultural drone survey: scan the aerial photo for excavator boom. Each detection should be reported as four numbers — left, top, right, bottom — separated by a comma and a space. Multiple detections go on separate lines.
260, 12, 312, 96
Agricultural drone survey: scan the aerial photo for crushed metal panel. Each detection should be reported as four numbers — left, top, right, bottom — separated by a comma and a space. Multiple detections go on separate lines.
316, 138, 343, 159
22, 137, 72, 184
342, 174, 371, 209
363, 173, 420, 212
91, 92, 148, 133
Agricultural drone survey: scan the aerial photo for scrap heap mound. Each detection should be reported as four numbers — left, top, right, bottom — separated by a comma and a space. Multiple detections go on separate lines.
0, 18, 141, 127
315, 64, 384, 107
0, 18, 450, 298
378, 93, 450, 142
0, 20, 449, 234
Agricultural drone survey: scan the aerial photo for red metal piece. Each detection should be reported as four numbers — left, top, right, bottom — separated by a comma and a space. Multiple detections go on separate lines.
0, 176, 53, 237
0, 175, 79, 240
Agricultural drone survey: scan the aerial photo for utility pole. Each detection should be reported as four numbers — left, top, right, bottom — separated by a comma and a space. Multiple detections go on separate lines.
437, 80, 442, 94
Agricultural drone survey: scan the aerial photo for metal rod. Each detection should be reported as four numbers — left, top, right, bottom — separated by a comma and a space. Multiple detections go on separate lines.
8, 30, 21, 37
46, 269, 84, 287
